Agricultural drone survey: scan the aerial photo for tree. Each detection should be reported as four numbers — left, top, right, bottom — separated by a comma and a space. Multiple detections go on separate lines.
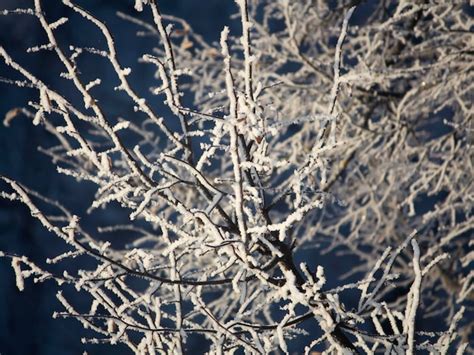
0, 0, 472, 353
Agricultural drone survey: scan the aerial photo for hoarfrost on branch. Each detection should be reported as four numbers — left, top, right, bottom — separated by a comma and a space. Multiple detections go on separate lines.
0, 0, 472, 353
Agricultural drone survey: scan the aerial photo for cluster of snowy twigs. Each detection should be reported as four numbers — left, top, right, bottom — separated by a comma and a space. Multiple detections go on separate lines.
0, 0, 472, 353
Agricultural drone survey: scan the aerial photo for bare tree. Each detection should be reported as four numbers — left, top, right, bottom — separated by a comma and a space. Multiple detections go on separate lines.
0, 0, 472, 353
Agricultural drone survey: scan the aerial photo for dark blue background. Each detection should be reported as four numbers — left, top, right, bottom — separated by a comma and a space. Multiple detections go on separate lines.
1, 1, 462, 354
